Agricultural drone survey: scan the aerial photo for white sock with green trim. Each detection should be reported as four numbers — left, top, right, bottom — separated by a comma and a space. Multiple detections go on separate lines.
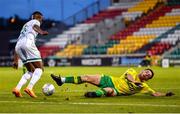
61, 77, 65, 83
27, 68, 43, 90
16, 72, 32, 90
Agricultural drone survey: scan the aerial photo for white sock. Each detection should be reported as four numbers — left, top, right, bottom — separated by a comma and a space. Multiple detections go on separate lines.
61, 77, 65, 83
27, 68, 43, 90
16, 72, 32, 90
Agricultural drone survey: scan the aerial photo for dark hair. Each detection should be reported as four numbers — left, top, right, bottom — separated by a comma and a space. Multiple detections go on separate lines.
32, 11, 43, 16
145, 68, 154, 79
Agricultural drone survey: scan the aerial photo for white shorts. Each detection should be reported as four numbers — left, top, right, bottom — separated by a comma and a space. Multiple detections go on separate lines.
15, 34, 42, 64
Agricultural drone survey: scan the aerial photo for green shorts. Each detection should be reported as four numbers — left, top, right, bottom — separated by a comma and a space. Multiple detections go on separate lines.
99, 75, 114, 88
98, 75, 119, 95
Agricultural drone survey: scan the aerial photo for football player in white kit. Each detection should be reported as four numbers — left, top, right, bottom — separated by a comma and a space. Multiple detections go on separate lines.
12, 11, 48, 98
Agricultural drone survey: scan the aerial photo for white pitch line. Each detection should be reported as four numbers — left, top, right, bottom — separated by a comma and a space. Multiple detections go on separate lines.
71, 102, 180, 107
0, 101, 179, 108
0, 101, 62, 104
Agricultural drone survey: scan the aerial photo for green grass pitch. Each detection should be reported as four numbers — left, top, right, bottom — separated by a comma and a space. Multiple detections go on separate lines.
0, 66, 180, 113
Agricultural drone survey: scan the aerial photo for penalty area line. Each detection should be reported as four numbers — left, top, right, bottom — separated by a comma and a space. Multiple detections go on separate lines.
0, 101, 179, 108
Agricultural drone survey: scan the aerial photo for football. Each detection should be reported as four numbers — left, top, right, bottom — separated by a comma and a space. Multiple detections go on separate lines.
42, 83, 55, 96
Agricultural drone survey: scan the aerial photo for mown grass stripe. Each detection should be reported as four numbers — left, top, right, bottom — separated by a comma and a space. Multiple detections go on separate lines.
0, 101, 179, 107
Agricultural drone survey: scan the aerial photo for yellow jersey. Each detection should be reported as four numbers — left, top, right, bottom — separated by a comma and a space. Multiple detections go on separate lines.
111, 68, 155, 95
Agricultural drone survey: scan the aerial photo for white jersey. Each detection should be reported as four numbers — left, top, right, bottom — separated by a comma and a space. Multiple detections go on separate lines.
18, 19, 40, 41
15, 19, 42, 64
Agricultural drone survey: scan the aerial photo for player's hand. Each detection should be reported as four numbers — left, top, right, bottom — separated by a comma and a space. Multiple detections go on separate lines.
13, 61, 18, 69
42, 31, 48, 35
165, 92, 175, 96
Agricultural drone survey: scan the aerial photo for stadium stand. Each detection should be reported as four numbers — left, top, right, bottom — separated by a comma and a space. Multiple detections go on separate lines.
162, 24, 180, 58
38, 45, 60, 58
55, 44, 87, 57
3, 0, 178, 66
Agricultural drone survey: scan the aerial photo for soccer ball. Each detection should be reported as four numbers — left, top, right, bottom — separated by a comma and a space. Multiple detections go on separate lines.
42, 83, 55, 96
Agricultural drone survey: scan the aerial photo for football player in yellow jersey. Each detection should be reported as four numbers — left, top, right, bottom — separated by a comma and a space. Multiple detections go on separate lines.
51, 68, 174, 97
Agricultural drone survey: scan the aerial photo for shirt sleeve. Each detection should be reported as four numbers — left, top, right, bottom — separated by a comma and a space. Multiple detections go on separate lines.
32, 20, 40, 27
140, 83, 156, 94
125, 68, 137, 79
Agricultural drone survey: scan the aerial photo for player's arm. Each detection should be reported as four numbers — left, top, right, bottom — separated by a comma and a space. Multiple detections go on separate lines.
151, 92, 174, 97
126, 74, 136, 83
33, 25, 48, 35
126, 74, 142, 87
13, 51, 19, 69
126, 74, 141, 84
142, 83, 175, 97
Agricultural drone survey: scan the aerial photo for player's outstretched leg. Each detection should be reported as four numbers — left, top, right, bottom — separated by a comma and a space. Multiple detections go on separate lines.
51, 74, 63, 86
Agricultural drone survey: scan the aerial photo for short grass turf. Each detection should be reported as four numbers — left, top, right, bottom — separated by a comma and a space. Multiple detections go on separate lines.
0, 66, 180, 113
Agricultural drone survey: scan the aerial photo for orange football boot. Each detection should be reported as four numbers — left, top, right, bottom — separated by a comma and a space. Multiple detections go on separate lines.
24, 88, 37, 98
12, 88, 23, 97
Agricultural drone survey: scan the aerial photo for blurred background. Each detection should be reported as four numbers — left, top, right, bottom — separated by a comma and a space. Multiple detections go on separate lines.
0, 0, 179, 67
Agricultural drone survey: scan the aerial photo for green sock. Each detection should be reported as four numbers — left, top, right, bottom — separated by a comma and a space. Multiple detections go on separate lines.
65, 76, 82, 84
95, 89, 107, 97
